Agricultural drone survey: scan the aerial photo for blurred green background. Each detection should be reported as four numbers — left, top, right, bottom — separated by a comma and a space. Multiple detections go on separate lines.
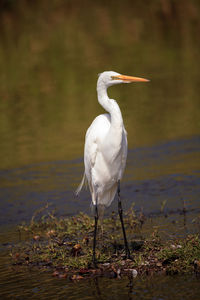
0, 0, 200, 169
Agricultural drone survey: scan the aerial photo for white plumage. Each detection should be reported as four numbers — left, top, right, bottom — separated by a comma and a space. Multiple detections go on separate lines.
76, 72, 127, 210
84, 112, 127, 208
76, 70, 149, 264
76, 71, 149, 211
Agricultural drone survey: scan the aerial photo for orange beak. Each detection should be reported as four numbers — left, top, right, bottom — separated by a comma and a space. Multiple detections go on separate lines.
112, 74, 150, 83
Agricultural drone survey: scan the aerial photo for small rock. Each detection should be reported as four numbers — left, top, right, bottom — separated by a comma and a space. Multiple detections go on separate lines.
79, 268, 91, 274
194, 260, 200, 267
117, 268, 121, 278
71, 244, 82, 256
102, 263, 110, 267
156, 262, 162, 267
194, 260, 200, 273
65, 267, 69, 273
46, 230, 55, 237
82, 236, 89, 245
33, 235, 40, 241
59, 273, 67, 279
124, 269, 138, 278
52, 271, 59, 277
71, 274, 84, 281
154, 258, 158, 262
132, 269, 138, 278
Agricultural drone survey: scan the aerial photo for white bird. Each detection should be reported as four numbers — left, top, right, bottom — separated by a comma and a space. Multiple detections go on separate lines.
76, 71, 149, 265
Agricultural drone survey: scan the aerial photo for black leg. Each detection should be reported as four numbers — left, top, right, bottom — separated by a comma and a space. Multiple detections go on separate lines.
92, 203, 98, 266
117, 180, 130, 259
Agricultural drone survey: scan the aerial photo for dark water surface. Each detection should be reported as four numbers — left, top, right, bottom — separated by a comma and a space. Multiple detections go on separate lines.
0, 136, 199, 228
1, 254, 200, 300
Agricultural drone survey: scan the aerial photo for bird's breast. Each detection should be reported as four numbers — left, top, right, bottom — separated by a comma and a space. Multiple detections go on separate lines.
100, 125, 124, 161
95, 128, 127, 182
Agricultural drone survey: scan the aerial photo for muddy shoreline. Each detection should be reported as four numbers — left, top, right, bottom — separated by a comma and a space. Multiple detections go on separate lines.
9, 210, 200, 280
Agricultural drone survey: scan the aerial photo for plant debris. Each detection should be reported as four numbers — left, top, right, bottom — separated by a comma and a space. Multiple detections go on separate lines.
9, 209, 200, 280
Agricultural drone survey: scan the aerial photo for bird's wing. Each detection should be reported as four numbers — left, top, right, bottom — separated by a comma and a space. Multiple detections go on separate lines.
75, 121, 99, 197
120, 127, 128, 178
84, 114, 111, 184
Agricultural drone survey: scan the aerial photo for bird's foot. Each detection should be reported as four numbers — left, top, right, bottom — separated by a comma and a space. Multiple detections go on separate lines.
90, 260, 98, 269
90, 255, 98, 269
125, 253, 132, 260
125, 249, 132, 260
122, 249, 132, 260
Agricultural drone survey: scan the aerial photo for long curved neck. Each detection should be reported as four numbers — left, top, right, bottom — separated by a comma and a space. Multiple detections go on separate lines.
97, 83, 123, 128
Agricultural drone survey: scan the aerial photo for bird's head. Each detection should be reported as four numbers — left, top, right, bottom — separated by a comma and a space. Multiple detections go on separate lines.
97, 71, 149, 89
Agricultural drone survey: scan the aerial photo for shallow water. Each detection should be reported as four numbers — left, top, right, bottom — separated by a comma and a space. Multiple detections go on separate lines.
1, 247, 200, 300
0, 136, 199, 231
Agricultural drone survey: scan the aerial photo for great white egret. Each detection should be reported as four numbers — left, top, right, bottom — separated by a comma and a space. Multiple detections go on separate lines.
76, 71, 149, 265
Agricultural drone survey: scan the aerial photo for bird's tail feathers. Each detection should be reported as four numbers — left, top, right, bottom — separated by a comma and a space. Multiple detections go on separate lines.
75, 173, 86, 196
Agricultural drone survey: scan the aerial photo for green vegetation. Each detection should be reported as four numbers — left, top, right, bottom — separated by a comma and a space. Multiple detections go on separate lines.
10, 210, 200, 279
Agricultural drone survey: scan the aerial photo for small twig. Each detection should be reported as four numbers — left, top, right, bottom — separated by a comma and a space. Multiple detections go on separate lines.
31, 203, 50, 225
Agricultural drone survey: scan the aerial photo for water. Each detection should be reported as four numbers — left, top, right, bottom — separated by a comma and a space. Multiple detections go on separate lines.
1, 265, 200, 300
0, 1, 200, 298
0, 136, 200, 299
0, 136, 200, 230
1, 243, 200, 299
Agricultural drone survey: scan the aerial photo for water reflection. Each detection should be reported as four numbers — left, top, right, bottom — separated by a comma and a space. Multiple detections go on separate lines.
1, 249, 200, 300
0, 1, 200, 169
